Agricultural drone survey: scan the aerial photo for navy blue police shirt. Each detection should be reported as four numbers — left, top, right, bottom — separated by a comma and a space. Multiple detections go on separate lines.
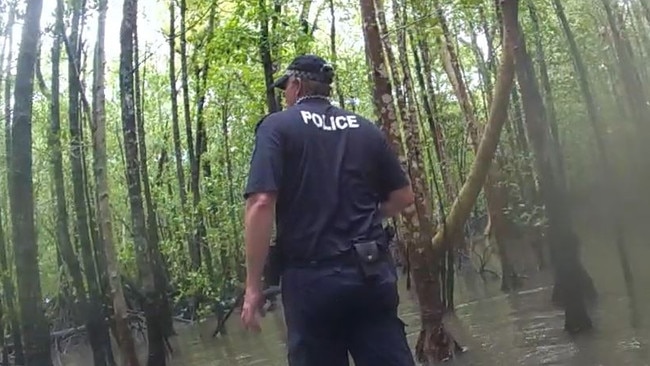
244, 98, 409, 266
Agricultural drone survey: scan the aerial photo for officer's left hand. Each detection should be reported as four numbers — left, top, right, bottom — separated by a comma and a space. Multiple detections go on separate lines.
241, 287, 263, 332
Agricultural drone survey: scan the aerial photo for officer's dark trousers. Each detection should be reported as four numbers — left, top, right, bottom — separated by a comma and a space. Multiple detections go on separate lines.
281, 259, 416, 366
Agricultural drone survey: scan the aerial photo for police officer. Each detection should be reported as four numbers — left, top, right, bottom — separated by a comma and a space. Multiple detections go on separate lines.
241, 54, 416, 366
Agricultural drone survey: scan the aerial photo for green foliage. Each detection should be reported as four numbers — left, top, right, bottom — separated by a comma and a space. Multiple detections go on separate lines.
0, 0, 644, 325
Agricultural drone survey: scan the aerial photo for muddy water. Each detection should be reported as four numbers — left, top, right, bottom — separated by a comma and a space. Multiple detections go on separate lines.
60, 204, 650, 366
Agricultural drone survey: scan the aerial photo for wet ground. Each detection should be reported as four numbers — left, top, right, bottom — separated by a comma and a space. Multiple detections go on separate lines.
60, 200, 650, 365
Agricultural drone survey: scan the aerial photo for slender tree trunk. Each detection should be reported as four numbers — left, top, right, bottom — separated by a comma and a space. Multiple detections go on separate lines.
394, 0, 465, 352
411, 38, 451, 198
59, 1, 115, 362
363, 0, 465, 361
0, 4, 23, 363
373, 0, 424, 278
528, 0, 564, 180
509, 87, 539, 208
0, 304, 6, 366
191, 2, 218, 284
9, 1, 52, 364
620, 4, 647, 87
260, 0, 280, 113
419, 39, 457, 201
329, 0, 345, 108
413, 38, 463, 286
511, 0, 595, 333
92, 1, 140, 364
220, 92, 239, 277
52, 2, 114, 364
120, 0, 167, 363
435, 1, 520, 290
168, 0, 192, 272
468, 13, 494, 111
0, 207, 20, 365
4, 6, 13, 198
133, 8, 175, 338
397, 0, 459, 308
179, 0, 201, 270
431, 0, 515, 260
551, 0, 634, 302
640, 0, 650, 24
481, 3, 499, 91
600, 0, 649, 129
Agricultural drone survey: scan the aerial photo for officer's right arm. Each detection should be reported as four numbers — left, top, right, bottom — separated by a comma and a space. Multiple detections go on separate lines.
376, 137, 414, 218
242, 118, 283, 296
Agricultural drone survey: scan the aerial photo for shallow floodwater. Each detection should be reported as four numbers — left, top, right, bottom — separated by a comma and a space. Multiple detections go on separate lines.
60, 201, 650, 366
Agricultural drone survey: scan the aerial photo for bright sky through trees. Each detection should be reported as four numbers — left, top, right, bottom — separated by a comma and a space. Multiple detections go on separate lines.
34, 0, 363, 70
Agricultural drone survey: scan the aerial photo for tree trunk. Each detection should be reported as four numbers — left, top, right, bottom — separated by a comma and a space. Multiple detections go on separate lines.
362, 0, 464, 361
468, 12, 494, 111
435, 1, 520, 290
0, 207, 21, 365
639, 0, 650, 24
511, 0, 595, 333
411, 38, 452, 200
551, 0, 634, 302
0, 4, 24, 363
9, 0, 52, 364
191, 2, 218, 286
528, 0, 565, 182
412, 34, 466, 281
168, 0, 193, 272
600, 0, 649, 129
418, 38, 457, 203
92, 1, 141, 364
220, 92, 240, 277
260, 0, 280, 113
59, 0, 116, 361
329, 0, 345, 108
372, 0, 422, 295
508, 89, 534, 194
430, 0, 515, 260
92, 0, 140, 366
397, 0, 459, 308
52, 1, 114, 364
0, 303, 7, 366
179, 0, 201, 270
3, 5, 13, 198
629, 1, 650, 84
133, 8, 175, 338
119, 0, 167, 363
392, 0, 464, 356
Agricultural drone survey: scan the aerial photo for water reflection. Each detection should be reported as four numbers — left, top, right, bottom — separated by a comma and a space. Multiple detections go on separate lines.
58, 272, 650, 366
59, 213, 650, 366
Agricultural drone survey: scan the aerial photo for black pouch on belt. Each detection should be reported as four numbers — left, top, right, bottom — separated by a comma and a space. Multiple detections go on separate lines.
352, 241, 382, 281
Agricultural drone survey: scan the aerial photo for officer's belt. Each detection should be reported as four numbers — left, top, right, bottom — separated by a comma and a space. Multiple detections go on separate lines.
283, 244, 391, 269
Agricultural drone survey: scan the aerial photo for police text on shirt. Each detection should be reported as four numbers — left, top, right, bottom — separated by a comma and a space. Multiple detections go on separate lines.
300, 110, 360, 131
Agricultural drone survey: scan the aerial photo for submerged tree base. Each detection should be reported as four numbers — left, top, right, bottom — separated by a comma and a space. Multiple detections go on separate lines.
501, 270, 525, 292
551, 263, 597, 307
551, 261, 596, 334
564, 300, 593, 334
144, 291, 170, 366
415, 321, 466, 364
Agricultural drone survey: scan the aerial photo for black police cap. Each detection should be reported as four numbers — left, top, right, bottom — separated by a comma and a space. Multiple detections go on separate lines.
271, 54, 335, 90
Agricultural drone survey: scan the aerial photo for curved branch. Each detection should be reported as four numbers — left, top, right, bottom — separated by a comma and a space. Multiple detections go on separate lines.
431, 0, 517, 252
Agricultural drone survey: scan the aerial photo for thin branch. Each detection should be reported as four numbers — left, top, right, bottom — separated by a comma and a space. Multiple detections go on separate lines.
59, 25, 93, 122
35, 45, 50, 99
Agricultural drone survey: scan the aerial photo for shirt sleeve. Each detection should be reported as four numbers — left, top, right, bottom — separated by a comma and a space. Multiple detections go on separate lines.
377, 136, 410, 200
244, 118, 283, 199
